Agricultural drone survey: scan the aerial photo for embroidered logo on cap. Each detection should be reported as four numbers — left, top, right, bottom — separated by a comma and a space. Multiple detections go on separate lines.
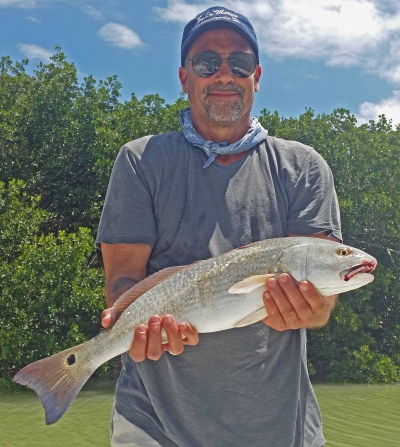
196, 8, 240, 25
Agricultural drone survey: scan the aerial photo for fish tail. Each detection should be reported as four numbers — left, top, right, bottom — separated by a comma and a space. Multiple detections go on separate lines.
13, 342, 97, 424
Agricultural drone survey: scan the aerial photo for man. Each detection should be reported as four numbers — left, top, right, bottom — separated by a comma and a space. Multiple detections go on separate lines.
97, 6, 341, 447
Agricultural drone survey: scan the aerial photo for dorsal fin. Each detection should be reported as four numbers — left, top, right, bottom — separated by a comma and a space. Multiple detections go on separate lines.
109, 265, 188, 324
236, 241, 261, 250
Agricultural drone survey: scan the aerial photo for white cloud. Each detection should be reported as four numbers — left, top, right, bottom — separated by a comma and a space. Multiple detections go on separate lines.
25, 15, 39, 21
155, 1, 209, 23
83, 5, 103, 20
155, 1, 400, 85
17, 43, 53, 62
97, 23, 143, 50
0, 0, 39, 6
0, 0, 94, 9
356, 91, 400, 126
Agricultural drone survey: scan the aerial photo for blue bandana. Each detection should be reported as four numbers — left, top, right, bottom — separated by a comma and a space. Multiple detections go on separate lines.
179, 107, 268, 168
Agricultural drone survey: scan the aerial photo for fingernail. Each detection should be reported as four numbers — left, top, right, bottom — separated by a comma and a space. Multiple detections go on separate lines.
137, 325, 147, 333
267, 279, 276, 288
180, 323, 188, 330
300, 283, 308, 292
264, 291, 271, 299
150, 316, 161, 324
279, 274, 288, 284
164, 315, 172, 324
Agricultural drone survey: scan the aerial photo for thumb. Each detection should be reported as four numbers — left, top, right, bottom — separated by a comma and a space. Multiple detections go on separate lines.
101, 309, 113, 328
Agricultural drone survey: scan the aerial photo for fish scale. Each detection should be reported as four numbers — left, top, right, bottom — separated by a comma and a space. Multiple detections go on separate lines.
13, 236, 377, 425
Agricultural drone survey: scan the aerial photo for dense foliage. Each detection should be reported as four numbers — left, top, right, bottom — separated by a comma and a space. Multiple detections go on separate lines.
259, 109, 400, 383
0, 180, 104, 389
0, 50, 399, 387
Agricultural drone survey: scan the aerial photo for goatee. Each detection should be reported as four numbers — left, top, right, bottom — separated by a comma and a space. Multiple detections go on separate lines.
203, 84, 246, 124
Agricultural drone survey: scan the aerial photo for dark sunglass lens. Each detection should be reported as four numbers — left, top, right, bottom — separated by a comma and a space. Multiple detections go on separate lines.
228, 53, 256, 78
192, 52, 221, 77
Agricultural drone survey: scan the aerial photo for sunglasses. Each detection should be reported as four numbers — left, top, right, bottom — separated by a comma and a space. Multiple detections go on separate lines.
185, 51, 258, 78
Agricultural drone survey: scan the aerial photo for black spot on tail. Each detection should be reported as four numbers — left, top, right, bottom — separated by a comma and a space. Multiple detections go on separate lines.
67, 354, 76, 365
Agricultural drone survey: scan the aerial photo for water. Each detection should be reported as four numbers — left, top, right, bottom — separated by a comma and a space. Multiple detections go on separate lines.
1, 382, 400, 446
0, 381, 115, 447
315, 384, 400, 447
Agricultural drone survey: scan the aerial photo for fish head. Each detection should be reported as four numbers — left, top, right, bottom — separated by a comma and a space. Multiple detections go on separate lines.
278, 239, 377, 296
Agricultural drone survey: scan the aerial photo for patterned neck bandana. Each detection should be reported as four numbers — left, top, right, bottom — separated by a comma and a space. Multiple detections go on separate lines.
179, 107, 268, 168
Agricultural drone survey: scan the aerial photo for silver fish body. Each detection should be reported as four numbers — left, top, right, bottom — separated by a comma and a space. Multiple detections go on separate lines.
13, 237, 377, 424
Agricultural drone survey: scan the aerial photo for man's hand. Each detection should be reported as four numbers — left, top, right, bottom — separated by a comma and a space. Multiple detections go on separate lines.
262, 273, 338, 331
102, 310, 199, 361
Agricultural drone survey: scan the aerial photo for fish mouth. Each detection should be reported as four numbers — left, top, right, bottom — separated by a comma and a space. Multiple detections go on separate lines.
340, 261, 377, 282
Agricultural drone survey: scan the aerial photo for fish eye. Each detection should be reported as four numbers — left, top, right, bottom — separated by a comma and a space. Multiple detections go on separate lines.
337, 247, 353, 256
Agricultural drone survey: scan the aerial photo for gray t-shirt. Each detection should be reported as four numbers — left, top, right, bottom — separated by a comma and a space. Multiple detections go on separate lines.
96, 131, 341, 447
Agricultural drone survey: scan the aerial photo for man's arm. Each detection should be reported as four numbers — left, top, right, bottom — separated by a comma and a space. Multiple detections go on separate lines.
102, 242, 151, 307
100, 243, 199, 361
262, 232, 339, 331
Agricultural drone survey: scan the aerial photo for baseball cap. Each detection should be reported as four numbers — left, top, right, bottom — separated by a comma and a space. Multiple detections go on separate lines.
181, 6, 259, 67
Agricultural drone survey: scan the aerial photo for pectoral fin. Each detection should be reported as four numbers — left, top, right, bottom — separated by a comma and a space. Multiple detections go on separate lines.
234, 307, 268, 328
229, 274, 278, 294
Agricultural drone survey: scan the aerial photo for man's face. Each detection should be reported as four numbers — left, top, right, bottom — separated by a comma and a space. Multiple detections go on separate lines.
179, 28, 261, 127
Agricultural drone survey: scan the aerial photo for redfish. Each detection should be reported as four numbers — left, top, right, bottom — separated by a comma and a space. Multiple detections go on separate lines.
13, 237, 377, 424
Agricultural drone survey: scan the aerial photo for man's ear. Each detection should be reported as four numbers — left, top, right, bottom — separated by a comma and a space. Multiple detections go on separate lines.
254, 65, 262, 92
179, 66, 188, 94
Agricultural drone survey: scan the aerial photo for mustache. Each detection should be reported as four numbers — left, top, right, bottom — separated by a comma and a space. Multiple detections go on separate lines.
204, 84, 245, 97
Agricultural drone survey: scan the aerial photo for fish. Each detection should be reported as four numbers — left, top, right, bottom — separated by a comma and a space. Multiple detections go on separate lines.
13, 236, 377, 424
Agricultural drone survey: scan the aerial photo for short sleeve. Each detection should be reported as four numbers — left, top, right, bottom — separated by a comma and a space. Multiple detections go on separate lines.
286, 149, 342, 241
96, 145, 157, 246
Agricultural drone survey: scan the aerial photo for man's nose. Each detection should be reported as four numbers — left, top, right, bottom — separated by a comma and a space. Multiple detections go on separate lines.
214, 58, 235, 82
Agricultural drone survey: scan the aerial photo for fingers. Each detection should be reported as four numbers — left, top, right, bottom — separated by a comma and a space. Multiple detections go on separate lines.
129, 325, 148, 362
298, 281, 325, 313
178, 322, 199, 346
101, 309, 112, 329
263, 291, 287, 331
129, 315, 198, 362
161, 315, 184, 355
263, 274, 324, 331
146, 316, 164, 360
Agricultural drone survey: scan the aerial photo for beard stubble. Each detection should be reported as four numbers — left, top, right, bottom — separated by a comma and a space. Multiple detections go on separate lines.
203, 84, 247, 124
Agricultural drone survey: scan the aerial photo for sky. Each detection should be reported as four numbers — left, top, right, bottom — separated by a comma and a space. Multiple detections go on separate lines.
1, 0, 400, 126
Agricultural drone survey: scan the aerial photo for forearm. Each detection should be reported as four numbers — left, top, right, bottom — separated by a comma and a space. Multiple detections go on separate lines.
105, 276, 140, 308
101, 242, 152, 308
305, 294, 338, 329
